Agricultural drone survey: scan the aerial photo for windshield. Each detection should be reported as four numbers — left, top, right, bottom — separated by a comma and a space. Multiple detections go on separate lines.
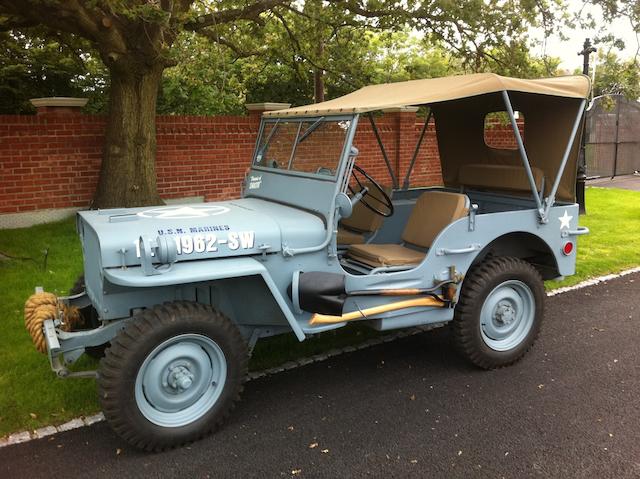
254, 118, 352, 177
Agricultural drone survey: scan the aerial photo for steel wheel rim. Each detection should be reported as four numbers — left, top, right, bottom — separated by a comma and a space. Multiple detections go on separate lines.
135, 334, 227, 428
480, 280, 535, 352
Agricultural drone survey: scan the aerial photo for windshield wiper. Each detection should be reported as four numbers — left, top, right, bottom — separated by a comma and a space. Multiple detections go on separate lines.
257, 119, 281, 157
297, 117, 325, 144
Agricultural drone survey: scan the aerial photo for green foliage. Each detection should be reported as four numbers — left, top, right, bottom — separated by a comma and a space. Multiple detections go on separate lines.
0, 30, 108, 114
0, 218, 93, 435
591, 51, 640, 99
576, 2, 640, 100
157, 33, 247, 115
243, 61, 313, 106
243, 30, 465, 105
0, 0, 568, 116
591, 0, 640, 32
157, 30, 466, 113
0, 32, 79, 113
480, 41, 561, 77
324, 31, 462, 91
75, 53, 109, 114
158, 29, 561, 114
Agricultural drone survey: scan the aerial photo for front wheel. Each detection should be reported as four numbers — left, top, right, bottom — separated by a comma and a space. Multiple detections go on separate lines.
98, 302, 248, 451
452, 257, 544, 369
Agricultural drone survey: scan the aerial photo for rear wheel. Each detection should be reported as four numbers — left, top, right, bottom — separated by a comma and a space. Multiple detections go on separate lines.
98, 302, 248, 451
452, 256, 544, 369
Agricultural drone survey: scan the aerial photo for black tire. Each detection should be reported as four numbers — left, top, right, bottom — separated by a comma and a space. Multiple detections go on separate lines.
452, 256, 544, 370
69, 275, 107, 359
98, 301, 248, 451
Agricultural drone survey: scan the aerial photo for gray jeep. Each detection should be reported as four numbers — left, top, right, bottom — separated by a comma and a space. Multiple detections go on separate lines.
27, 73, 590, 450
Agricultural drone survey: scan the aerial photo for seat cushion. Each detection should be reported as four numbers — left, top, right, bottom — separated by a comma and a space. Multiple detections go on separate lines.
348, 243, 425, 268
337, 227, 365, 245
401, 191, 469, 248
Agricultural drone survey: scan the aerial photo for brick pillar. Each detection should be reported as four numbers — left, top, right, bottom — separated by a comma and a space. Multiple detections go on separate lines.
382, 107, 419, 188
30, 97, 88, 115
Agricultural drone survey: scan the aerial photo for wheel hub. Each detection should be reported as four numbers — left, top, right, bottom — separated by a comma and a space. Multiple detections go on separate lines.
494, 301, 516, 325
167, 365, 194, 391
479, 280, 535, 352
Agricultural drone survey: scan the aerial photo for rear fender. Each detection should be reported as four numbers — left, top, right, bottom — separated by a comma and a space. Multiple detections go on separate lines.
471, 232, 560, 280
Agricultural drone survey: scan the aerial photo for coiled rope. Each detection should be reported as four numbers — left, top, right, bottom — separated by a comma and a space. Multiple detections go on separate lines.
24, 292, 81, 354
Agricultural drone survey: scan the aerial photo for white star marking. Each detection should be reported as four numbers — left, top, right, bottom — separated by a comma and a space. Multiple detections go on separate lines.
558, 210, 573, 230
156, 206, 211, 218
137, 205, 230, 219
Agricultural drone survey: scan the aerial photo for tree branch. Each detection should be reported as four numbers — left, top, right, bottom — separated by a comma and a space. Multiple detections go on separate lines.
197, 28, 265, 58
186, 0, 284, 30
0, 0, 127, 54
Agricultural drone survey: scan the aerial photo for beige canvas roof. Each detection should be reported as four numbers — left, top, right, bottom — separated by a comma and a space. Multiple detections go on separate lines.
432, 91, 585, 202
263, 73, 591, 117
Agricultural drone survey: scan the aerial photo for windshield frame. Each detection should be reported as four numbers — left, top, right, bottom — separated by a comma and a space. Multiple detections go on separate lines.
251, 114, 356, 182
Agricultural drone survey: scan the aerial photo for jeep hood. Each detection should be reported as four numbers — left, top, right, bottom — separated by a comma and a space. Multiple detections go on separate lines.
78, 198, 326, 269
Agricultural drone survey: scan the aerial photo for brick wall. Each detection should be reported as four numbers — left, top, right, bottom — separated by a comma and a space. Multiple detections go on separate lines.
155, 114, 259, 203
0, 106, 522, 216
485, 120, 521, 149
0, 112, 260, 215
0, 114, 104, 214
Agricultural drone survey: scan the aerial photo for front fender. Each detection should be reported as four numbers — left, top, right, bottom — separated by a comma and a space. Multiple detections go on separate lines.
103, 257, 305, 341
104, 256, 267, 287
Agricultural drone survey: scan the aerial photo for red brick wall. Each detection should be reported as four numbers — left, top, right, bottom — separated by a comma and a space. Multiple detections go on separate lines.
0, 108, 523, 215
485, 119, 521, 149
155, 115, 259, 203
0, 112, 260, 214
0, 114, 104, 214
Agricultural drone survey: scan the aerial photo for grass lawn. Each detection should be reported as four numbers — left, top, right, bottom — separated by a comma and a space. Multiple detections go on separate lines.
1, 186, 638, 436
546, 187, 640, 289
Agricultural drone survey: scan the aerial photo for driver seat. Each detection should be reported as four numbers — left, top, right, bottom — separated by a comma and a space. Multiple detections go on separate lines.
347, 191, 469, 268
337, 182, 393, 245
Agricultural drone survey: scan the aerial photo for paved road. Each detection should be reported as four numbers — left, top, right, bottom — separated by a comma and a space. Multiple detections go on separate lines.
588, 174, 640, 191
2, 273, 639, 478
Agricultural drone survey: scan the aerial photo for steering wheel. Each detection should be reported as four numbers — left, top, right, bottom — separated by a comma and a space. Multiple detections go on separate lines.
348, 164, 394, 217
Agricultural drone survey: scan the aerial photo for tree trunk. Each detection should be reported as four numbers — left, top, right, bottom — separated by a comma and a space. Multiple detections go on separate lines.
314, 68, 325, 103
313, 40, 325, 103
92, 63, 164, 208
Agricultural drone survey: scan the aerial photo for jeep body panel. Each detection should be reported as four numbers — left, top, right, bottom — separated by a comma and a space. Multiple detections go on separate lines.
81, 190, 580, 340
77, 197, 327, 268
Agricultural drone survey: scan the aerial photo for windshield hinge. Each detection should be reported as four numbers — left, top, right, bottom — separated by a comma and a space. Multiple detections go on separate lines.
282, 243, 294, 257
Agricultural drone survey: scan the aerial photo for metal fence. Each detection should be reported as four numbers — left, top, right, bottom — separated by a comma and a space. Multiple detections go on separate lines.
585, 94, 640, 178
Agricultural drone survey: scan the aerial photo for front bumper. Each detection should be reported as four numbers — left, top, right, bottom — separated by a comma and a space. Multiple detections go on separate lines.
35, 287, 127, 379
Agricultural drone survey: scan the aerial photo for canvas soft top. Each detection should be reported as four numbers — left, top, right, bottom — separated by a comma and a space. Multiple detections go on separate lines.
262, 73, 591, 117
263, 72, 589, 205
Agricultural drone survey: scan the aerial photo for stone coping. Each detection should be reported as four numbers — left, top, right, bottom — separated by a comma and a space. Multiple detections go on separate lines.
30, 97, 89, 108
245, 102, 291, 111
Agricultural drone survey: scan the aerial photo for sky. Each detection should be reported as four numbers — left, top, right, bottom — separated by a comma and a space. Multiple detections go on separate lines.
530, 0, 639, 72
